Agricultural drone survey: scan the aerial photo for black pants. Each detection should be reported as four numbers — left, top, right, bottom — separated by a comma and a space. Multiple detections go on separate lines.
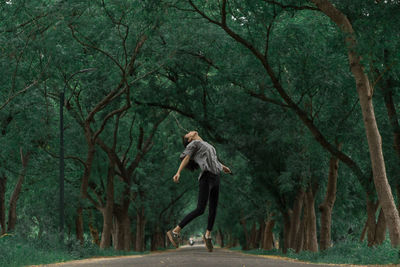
178, 171, 220, 231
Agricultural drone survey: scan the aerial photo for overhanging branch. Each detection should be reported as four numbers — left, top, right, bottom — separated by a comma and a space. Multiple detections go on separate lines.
264, 0, 320, 11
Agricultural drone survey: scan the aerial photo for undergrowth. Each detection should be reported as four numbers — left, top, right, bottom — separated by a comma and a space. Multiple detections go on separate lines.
0, 233, 145, 267
232, 240, 400, 265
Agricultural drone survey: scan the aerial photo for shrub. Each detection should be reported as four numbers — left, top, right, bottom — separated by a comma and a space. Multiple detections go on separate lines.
238, 240, 400, 265
0, 232, 143, 267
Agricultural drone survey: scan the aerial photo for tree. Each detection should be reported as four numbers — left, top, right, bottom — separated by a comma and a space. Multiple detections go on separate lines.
310, 0, 400, 247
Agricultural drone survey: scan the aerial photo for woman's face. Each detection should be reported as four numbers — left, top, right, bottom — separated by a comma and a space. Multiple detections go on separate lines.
184, 131, 198, 142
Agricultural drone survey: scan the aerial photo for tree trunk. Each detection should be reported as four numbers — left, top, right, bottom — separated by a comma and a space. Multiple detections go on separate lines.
218, 228, 225, 248
289, 189, 305, 249
319, 142, 342, 250
80, 128, 96, 198
374, 208, 387, 245
255, 221, 263, 248
100, 207, 113, 249
123, 215, 131, 251
360, 220, 368, 242
240, 217, 250, 250
282, 210, 291, 253
366, 197, 379, 246
158, 229, 165, 250
132, 233, 137, 251
100, 164, 114, 249
151, 225, 165, 251
305, 189, 318, 252
74, 146, 96, 245
112, 211, 124, 250
295, 210, 305, 253
113, 207, 131, 251
7, 148, 29, 232
216, 229, 222, 247
75, 206, 84, 244
135, 206, 146, 252
112, 203, 124, 250
263, 218, 275, 250
118, 217, 131, 251
258, 220, 267, 248
311, 0, 400, 247
226, 231, 234, 248
151, 230, 157, 251
301, 195, 309, 251
0, 174, 6, 235
249, 222, 257, 249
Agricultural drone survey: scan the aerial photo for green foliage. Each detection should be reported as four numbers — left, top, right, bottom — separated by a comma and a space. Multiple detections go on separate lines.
236, 239, 400, 265
0, 233, 145, 267
1, 0, 400, 265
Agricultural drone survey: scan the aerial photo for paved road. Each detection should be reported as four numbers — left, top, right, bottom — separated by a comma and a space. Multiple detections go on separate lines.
42, 245, 345, 267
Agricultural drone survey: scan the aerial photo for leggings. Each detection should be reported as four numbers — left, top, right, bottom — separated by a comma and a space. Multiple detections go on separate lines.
178, 171, 220, 231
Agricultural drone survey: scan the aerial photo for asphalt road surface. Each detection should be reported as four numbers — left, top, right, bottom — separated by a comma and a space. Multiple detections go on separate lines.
41, 244, 349, 267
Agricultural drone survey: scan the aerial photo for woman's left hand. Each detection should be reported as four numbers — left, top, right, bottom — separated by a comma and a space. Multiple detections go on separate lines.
222, 166, 231, 174
173, 173, 180, 183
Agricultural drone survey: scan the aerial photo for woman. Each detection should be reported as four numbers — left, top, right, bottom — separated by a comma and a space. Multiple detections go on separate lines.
167, 131, 231, 252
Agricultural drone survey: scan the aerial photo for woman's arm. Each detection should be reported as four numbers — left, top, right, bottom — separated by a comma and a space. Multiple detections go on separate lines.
173, 155, 191, 183
217, 157, 232, 174
221, 163, 232, 174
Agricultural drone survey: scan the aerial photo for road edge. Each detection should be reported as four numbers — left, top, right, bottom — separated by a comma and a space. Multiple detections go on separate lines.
222, 248, 398, 267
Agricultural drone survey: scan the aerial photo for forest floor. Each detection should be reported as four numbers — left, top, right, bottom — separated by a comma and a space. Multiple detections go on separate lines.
32, 245, 398, 267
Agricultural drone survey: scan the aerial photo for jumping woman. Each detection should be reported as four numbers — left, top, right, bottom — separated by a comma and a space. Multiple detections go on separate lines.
167, 131, 231, 252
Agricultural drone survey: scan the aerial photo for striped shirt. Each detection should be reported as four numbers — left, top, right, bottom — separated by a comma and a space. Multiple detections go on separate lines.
180, 140, 223, 180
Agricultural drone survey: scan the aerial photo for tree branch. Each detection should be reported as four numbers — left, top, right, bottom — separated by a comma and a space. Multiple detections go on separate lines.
68, 24, 125, 74
264, 0, 320, 11
93, 97, 129, 143
122, 115, 136, 165
188, 0, 222, 26
3, 13, 49, 33
43, 148, 86, 167
248, 91, 290, 108
0, 81, 38, 111
128, 35, 148, 76
134, 100, 195, 119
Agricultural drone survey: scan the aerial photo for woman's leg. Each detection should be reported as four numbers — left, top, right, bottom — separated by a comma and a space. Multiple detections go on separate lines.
176, 176, 209, 230
206, 175, 220, 234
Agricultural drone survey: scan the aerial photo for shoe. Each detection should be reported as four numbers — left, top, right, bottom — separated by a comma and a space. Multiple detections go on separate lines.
203, 234, 213, 252
167, 230, 180, 248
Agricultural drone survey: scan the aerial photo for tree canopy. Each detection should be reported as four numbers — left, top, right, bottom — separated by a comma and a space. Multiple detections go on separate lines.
1, 0, 400, 256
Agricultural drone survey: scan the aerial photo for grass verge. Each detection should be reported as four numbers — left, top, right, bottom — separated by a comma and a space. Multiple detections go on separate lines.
0, 234, 146, 267
230, 240, 400, 265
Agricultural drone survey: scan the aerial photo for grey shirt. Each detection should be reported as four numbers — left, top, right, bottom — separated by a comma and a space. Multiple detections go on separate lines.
180, 140, 223, 180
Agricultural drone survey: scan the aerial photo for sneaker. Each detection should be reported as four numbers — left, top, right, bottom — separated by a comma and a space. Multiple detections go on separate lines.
167, 230, 180, 248
203, 234, 213, 252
